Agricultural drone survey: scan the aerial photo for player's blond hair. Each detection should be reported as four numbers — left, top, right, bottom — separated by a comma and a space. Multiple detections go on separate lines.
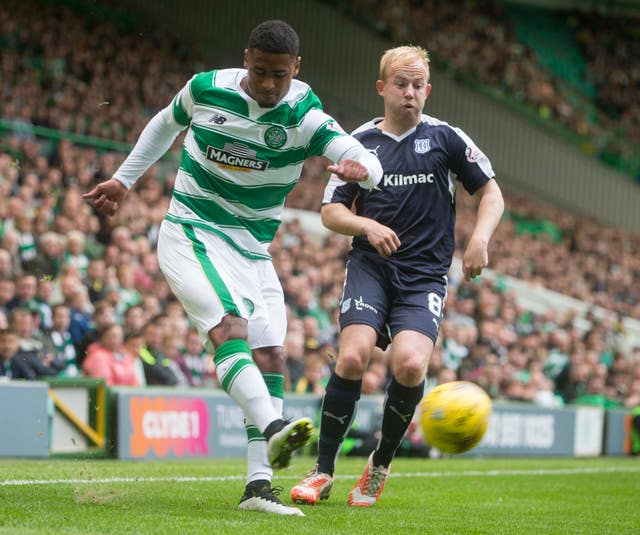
379, 45, 430, 81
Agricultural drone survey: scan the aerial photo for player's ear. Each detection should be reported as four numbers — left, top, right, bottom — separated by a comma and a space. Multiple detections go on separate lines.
376, 79, 385, 96
243, 49, 249, 68
292, 56, 301, 77
425, 83, 432, 100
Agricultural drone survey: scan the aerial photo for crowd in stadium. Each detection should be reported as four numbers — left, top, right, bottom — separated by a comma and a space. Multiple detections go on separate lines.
1, 1, 639, 411
334, 0, 640, 178
1, 133, 639, 410
2, 0, 639, 175
0, 0, 210, 143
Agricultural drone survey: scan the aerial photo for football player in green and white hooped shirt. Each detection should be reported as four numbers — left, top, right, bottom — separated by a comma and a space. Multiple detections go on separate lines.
84, 20, 382, 516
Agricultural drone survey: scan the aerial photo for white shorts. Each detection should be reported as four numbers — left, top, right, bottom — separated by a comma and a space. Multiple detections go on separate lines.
157, 220, 286, 351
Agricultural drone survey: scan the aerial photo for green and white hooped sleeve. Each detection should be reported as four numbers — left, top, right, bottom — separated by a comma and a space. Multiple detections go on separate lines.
112, 105, 186, 190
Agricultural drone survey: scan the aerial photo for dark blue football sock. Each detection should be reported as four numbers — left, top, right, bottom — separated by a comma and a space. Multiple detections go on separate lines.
373, 377, 425, 467
317, 372, 362, 476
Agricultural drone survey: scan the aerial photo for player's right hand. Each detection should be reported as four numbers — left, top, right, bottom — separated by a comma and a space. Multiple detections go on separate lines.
83, 178, 128, 216
364, 220, 400, 258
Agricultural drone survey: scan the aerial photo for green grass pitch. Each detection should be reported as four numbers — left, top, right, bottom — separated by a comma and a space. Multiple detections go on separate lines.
1, 456, 638, 534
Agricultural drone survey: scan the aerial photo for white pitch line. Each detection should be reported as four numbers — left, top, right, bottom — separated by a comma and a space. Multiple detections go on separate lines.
2, 466, 639, 487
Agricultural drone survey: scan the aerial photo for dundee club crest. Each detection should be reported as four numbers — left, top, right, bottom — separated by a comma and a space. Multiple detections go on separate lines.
414, 138, 431, 154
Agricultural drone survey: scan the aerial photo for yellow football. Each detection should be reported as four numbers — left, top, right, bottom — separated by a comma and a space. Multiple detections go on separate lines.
420, 381, 492, 454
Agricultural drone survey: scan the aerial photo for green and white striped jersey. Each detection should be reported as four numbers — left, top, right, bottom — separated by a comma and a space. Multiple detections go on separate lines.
164, 68, 369, 259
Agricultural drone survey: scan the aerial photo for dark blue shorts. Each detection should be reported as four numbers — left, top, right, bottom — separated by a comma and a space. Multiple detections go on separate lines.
338, 250, 447, 349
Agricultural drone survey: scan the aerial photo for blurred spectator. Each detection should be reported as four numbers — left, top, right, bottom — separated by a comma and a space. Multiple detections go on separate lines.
284, 318, 306, 389
35, 277, 53, 330
46, 303, 79, 378
0, 279, 15, 319
180, 327, 216, 387
0, 329, 15, 379
75, 301, 116, 368
163, 333, 196, 387
294, 351, 329, 395
6, 273, 38, 313
67, 286, 93, 346
302, 315, 321, 352
139, 318, 178, 386
25, 231, 65, 279
123, 330, 146, 387
14, 214, 37, 266
358, 353, 391, 397
361, 368, 386, 395
0, 249, 20, 280
123, 304, 146, 336
0, 327, 59, 380
114, 264, 142, 320
64, 230, 89, 277
573, 374, 621, 408
10, 306, 54, 361
82, 323, 140, 386
85, 258, 108, 303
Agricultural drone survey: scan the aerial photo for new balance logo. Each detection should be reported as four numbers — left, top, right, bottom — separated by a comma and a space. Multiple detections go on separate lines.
209, 114, 227, 125
389, 405, 412, 423
323, 411, 349, 424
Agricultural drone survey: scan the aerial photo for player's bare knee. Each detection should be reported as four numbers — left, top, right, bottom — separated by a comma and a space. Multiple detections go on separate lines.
253, 346, 285, 373
208, 314, 248, 346
393, 356, 427, 386
336, 350, 368, 378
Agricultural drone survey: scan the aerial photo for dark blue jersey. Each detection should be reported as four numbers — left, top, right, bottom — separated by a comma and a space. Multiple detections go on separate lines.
323, 114, 494, 277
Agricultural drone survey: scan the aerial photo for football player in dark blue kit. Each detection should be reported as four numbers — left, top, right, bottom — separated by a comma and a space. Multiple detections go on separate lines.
291, 45, 504, 507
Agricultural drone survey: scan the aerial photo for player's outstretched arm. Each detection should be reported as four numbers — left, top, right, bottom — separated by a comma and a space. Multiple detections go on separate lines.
82, 178, 128, 217
462, 178, 504, 280
321, 202, 400, 258
83, 105, 186, 216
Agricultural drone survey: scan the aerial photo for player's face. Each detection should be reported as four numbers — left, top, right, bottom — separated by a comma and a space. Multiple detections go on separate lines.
243, 48, 300, 108
377, 60, 431, 126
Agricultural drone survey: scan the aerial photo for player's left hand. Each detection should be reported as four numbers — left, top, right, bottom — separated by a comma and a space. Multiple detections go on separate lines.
364, 219, 401, 258
462, 237, 488, 281
327, 159, 368, 182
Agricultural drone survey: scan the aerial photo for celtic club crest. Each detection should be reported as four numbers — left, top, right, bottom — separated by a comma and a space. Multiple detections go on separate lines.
264, 126, 287, 148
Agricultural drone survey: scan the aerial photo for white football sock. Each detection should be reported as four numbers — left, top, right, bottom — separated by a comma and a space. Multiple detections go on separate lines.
214, 340, 279, 432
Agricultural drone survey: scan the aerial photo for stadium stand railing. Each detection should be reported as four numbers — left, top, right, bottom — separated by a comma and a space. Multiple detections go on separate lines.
0, 119, 132, 157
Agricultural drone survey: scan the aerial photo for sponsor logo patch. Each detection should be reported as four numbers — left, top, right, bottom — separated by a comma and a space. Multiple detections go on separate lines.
383, 173, 434, 187
354, 296, 378, 314
465, 145, 482, 163
206, 143, 268, 172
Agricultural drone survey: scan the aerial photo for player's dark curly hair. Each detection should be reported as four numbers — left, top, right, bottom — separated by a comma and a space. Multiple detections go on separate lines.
247, 20, 299, 57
